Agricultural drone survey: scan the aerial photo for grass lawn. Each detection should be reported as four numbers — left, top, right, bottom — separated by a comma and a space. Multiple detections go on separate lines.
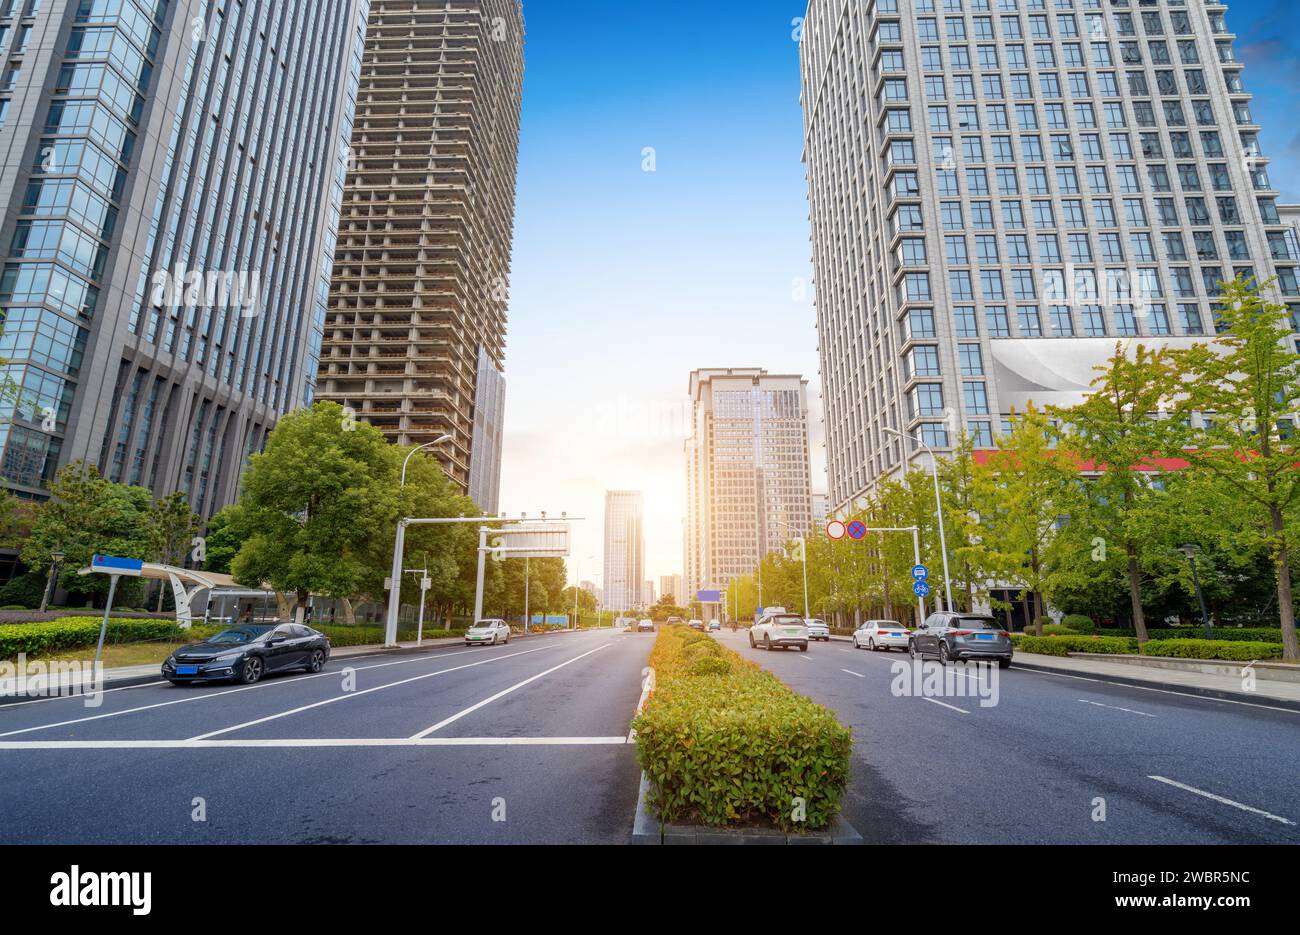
18, 640, 198, 669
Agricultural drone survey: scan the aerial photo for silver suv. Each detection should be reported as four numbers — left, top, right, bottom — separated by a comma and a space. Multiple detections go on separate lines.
909, 612, 1012, 668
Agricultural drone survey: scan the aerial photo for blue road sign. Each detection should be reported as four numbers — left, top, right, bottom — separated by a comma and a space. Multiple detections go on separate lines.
91, 554, 144, 576
912, 564, 929, 581
913, 580, 931, 598
697, 590, 722, 603
847, 521, 867, 540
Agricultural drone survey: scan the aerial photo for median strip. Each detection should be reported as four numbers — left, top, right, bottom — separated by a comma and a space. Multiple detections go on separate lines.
0, 736, 630, 750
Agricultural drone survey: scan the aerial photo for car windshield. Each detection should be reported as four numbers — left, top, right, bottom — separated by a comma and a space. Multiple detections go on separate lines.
959, 617, 1001, 630
473, 621, 496, 629
771, 615, 804, 625
208, 626, 273, 645
876, 622, 902, 629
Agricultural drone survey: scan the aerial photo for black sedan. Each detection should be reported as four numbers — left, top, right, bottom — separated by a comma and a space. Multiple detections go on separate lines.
162, 623, 331, 685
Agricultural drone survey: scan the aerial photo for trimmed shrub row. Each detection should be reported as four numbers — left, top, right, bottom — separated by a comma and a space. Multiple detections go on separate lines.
1140, 639, 1284, 662
0, 617, 179, 658
632, 626, 852, 831
1011, 634, 1138, 655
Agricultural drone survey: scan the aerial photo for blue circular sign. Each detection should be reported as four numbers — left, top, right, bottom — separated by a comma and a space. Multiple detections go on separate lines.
913, 580, 931, 597
912, 564, 929, 580
847, 521, 867, 540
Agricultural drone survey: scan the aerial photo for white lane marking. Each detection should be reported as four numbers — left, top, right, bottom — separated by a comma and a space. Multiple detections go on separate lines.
0, 644, 511, 738
841, 669, 865, 678
1012, 665, 1300, 716
0, 680, 169, 708
411, 643, 613, 739
1148, 776, 1296, 826
795, 653, 814, 661
0, 736, 630, 749
0, 629, 584, 713
921, 697, 970, 714
1078, 698, 1156, 718
189, 646, 554, 740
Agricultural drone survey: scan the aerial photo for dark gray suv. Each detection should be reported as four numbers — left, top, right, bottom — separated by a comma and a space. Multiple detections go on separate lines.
909, 612, 1013, 668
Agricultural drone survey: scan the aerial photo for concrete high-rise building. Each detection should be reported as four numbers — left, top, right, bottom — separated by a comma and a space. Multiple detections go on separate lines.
811, 493, 829, 528
801, 0, 1300, 512
685, 368, 814, 600
0, 0, 368, 513
603, 490, 643, 611
318, 0, 524, 513
643, 579, 655, 606
659, 573, 684, 604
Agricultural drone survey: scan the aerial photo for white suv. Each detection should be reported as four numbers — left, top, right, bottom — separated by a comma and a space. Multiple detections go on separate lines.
750, 611, 809, 652
804, 618, 830, 641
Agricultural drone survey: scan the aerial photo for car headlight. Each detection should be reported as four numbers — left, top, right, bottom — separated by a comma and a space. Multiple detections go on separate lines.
211, 652, 243, 664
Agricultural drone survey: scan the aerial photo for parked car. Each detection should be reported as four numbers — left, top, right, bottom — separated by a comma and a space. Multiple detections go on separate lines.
707, 619, 721, 631
909, 612, 1013, 667
804, 618, 831, 641
465, 619, 511, 646
750, 611, 809, 651
637, 618, 655, 632
688, 619, 705, 630
853, 620, 911, 652
163, 623, 330, 685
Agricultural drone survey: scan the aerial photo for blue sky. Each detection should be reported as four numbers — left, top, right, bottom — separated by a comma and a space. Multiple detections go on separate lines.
498, 0, 1299, 589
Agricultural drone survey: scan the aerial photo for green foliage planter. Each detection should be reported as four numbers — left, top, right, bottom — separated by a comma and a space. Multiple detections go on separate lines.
1011, 634, 1138, 655
0, 617, 179, 659
632, 628, 852, 831
1141, 639, 1285, 662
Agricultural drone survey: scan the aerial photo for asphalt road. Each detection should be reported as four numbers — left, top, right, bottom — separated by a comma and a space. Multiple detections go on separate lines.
714, 628, 1300, 844
0, 628, 652, 844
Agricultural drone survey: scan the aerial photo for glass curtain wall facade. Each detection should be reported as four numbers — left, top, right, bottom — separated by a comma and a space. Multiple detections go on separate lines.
0, 0, 369, 518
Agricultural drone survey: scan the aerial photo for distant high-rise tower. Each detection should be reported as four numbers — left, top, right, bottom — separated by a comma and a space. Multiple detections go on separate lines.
603, 491, 644, 611
659, 573, 684, 604
319, 0, 524, 513
0, 0, 368, 514
801, 0, 1299, 512
685, 369, 814, 600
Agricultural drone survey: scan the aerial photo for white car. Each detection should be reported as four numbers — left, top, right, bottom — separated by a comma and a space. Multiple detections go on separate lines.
687, 619, 705, 630
465, 619, 511, 646
750, 611, 809, 651
804, 618, 831, 641
637, 618, 655, 632
853, 619, 911, 652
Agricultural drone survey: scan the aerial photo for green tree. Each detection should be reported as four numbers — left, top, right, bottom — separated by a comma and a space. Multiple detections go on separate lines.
202, 504, 246, 575
1053, 343, 1185, 643
147, 491, 201, 611
1168, 277, 1300, 659
22, 462, 153, 605
968, 405, 1074, 635
230, 402, 401, 622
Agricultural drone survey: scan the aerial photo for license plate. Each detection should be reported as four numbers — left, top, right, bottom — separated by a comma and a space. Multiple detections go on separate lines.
176, 665, 199, 675
976, 634, 994, 640
888, 632, 901, 637
783, 629, 801, 635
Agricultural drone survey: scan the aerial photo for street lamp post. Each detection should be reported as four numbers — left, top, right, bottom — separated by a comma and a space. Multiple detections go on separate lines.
883, 426, 954, 612
773, 518, 810, 620
1180, 543, 1213, 640
386, 435, 453, 641
400, 434, 453, 487
40, 550, 64, 614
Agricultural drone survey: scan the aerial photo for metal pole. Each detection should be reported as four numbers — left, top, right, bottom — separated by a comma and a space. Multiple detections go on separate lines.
94, 574, 119, 671
384, 520, 407, 647
912, 526, 926, 625
1189, 555, 1212, 640
524, 556, 530, 631
473, 526, 488, 625
572, 557, 579, 630
925, 449, 954, 612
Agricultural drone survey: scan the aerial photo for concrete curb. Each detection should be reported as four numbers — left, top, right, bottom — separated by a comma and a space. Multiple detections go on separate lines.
1010, 657, 1300, 713
0, 627, 593, 707
631, 771, 864, 845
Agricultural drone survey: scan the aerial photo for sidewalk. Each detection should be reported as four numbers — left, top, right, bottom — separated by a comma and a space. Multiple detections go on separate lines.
0, 628, 591, 703
1010, 650, 1300, 711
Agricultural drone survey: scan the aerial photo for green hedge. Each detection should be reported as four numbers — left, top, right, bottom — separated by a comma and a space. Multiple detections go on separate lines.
1141, 639, 1285, 661
1060, 614, 1095, 632
0, 617, 179, 658
315, 624, 467, 647
1147, 627, 1284, 643
632, 627, 851, 832
1011, 634, 1138, 655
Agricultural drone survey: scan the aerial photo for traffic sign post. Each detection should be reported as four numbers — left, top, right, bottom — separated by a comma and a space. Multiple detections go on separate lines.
843, 527, 928, 625
85, 555, 144, 670
913, 580, 931, 598
912, 564, 929, 581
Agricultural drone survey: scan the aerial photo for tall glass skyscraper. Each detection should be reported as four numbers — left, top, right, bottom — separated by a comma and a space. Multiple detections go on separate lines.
603, 490, 644, 612
0, 0, 368, 517
318, 0, 524, 514
800, 0, 1299, 513
684, 368, 813, 601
